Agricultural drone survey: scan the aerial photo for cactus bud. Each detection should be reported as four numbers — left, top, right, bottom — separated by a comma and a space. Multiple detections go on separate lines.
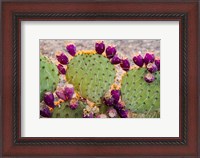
111, 89, 120, 104
95, 41, 105, 54
155, 57, 160, 71
144, 73, 155, 83
106, 45, 116, 59
107, 107, 118, 118
69, 99, 78, 110
111, 54, 121, 64
114, 101, 125, 110
56, 52, 68, 65
55, 89, 66, 101
57, 64, 66, 74
44, 92, 55, 108
64, 85, 74, 100
147, 63, 157, 73
83, 112, 94, 118
133, 53, 144, 67
40, 107, 51, 118
144, 52, 155, 65
103, 97, 115, 106
120, 59, 130, 71
66, 43, 76, 56
118, 108, 129, 118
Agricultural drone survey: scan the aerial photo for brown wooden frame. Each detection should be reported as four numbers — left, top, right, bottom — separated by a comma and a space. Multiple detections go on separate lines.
1, 0, 199, 157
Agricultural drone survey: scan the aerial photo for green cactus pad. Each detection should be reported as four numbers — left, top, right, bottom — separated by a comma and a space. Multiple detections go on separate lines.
99, 104, 109, 114
121, 68, 160, 117
52, 101, 87, 118
66, 51, 116, 104
40, 55, 59, 101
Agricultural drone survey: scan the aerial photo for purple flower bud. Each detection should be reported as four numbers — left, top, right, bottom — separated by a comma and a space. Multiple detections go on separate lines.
96, 114, 108, 118
103, 97, 115, 106
66, 43, 76, 56
106, 45, 117, 59
83, 112, 94, 118
120, 59, 130, 71
107, 108, 118, 118
155, 57, 160, 71
40, 107, 51, 118
56, 89, 66, 101
56, 52, 68, 65
69, 99, 78, 110
95, 41, 105, 54
114, 101, 125, 110
111, 54, 121, 64
57, 64, 66, 74
144, 52, 155, 65
64, 85, 74, 100
147, 63, 157, 73
144, 73, 155, 83
111, 90, 120, 104
133, 54, 144, 67
118, 108, 129, 118
44, 92, 55, 108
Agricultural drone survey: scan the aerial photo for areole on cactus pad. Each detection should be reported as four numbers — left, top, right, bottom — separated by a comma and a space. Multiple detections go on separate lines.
66, 50, 116, 104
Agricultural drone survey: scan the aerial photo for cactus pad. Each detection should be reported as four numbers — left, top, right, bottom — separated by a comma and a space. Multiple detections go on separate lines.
52, 101, 87, 118
40, 55, 59, 101
66, 51, 116, 104
121, 68, 160, 117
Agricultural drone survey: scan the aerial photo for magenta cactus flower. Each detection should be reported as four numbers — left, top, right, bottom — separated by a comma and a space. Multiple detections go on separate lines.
95, 41, 105, 54
107, 108, 118, 118
40, 107, 51, 118
55, 89, 66, 101
64, 85, 74, 100
56, 52, 68, 65
144, 73, 155, 83
83, 112, 94, 118
133, 54, 144, 67
144, 52, 155, 65
114, 101, 125, 110
120, 59, 130, 71
44, 92, 55, 108
111, 54, 121, 64
66, 43, 76, 56
146, 63, 157, 73
155, 57, 160, 71
111, 90, 120, 104
118, 108, 129, 118
103, 97, 115, 106
57, 64, 66, 74
106, 45, 117, 59
69, 99, 79, 110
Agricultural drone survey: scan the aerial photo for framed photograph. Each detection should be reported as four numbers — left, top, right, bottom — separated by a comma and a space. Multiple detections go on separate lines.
1, 0, 199, 157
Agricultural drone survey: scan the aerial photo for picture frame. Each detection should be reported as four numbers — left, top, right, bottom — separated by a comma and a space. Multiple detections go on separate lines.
1, 0, 199, 157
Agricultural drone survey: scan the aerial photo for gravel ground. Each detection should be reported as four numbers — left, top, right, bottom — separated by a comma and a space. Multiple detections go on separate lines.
40, 39, 160, 58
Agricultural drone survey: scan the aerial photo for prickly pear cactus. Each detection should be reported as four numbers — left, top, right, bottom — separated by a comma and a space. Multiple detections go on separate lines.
40, 55, 59, 101
52, 101, 87, 118
121, 67, 160, 117
66, 51, 116, 104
